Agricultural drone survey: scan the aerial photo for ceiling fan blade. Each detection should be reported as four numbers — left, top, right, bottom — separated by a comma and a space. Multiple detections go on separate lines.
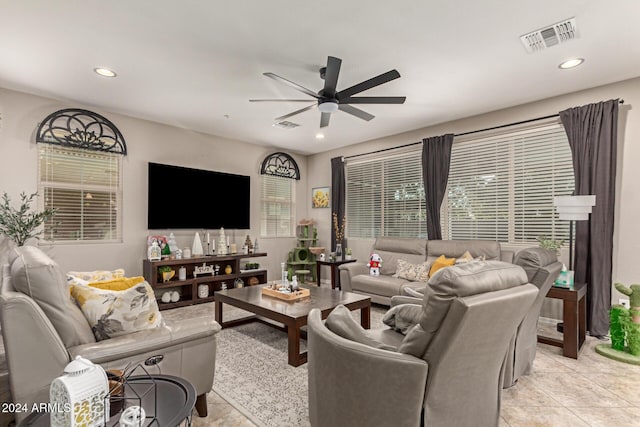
338, 104, 375, 121
322, 56, 342, 97
249, 99, 313, 102
337, 69, 401, 99
274, 103, 316, 121
263, 72, 320, 99
339, 96, 406, 104
320, 112, 331, 128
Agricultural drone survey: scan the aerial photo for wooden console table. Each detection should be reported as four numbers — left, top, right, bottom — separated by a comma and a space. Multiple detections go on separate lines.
537, 282, 587, 359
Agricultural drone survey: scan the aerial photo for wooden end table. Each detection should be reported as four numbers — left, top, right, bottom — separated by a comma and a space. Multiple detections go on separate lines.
215, 285, 370, 366
537, 282, 587, 359
316, 258, 356, 289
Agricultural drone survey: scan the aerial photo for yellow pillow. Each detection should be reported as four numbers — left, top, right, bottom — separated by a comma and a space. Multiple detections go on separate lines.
88, 276, 145, 291
429, 255, 456, 276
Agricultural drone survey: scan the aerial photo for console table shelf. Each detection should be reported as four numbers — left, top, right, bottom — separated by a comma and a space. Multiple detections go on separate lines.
143, 252, 267, 310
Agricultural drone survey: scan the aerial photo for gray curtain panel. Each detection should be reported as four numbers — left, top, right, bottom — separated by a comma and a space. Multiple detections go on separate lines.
421, 134, 454, 240
331, 157, 346, 250
559, 99, 619, 337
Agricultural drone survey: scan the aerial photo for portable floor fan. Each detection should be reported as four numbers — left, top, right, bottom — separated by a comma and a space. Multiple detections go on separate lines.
250, 56, 405, 128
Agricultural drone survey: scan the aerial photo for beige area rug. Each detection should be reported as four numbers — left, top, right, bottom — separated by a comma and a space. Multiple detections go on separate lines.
210, 304, 387, 427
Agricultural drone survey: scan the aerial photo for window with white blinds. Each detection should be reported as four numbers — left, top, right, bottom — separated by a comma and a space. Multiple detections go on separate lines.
261, 175, 295, 238
443, 122, 574, 244
38, 144, 122, 243
346, 150, 426, 238
345, 121, 574, 245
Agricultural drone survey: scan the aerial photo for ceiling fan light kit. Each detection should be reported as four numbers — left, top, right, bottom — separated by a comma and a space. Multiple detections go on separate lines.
250, 56, 405, 128
318, 101, 339, 113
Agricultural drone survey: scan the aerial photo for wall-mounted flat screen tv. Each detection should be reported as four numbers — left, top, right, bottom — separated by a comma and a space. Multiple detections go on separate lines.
148, 162, 250, 229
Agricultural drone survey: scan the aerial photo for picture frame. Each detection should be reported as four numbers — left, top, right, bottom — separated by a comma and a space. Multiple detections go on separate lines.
312, 187, 330, 208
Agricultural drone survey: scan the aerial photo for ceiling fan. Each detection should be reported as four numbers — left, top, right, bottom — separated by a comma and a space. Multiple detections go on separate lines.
250, 56, 406, 128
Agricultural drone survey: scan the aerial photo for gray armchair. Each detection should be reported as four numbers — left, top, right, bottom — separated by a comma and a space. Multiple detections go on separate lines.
1, 246, 220, 423
308, 261, 538, 427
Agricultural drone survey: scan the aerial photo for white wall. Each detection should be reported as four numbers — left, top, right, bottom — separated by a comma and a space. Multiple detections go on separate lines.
307, 76, 640, 316
0, 87, 307, 280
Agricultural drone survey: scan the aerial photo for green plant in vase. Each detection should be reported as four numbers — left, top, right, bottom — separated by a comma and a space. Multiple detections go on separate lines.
536, 235, 564, 256
0, 192, 56, 246
158, 265, 175, 283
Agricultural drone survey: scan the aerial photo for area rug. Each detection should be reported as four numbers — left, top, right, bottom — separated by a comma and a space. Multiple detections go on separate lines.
212, 306, 386, 427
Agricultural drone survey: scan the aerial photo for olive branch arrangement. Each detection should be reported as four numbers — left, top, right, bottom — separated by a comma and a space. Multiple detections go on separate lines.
0, 192, 56, 246
332, 213, 346, 242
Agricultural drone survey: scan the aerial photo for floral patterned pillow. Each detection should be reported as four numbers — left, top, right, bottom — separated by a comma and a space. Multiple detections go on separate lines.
67, 269, 126, 286
393, 259, 431, 282
70, 280, 162, 341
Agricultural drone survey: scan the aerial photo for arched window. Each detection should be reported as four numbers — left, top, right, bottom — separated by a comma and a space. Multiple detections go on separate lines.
36, 109, 127, 242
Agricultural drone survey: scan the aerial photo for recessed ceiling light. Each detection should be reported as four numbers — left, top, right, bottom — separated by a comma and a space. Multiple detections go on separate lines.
315, 133, 325, 140
558, 58, 584, 69
94, 67, 117, 77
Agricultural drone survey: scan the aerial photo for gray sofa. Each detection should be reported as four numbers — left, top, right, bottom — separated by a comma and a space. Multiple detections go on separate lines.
0, 246, 221, 423
339, 237, 515, 305
309, 261, 538, 427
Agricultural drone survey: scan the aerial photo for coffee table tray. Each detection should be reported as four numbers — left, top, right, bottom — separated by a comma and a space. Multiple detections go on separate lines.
262, 287, 310, 301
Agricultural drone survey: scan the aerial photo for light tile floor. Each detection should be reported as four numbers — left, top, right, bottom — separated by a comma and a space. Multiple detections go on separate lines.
193, 318, 640, 427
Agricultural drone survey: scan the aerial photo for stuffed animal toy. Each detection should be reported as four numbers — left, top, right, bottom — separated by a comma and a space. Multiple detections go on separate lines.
367, 253, 383, 276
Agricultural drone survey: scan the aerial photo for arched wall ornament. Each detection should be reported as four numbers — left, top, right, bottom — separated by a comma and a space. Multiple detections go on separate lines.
260, 152, 300, 180
36, 108, 127, 155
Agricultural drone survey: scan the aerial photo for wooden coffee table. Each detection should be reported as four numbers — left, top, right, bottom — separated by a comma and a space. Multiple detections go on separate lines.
215, 285, 371, 366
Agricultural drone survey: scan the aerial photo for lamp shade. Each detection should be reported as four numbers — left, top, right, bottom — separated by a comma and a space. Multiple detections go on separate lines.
553, 195, 596, 221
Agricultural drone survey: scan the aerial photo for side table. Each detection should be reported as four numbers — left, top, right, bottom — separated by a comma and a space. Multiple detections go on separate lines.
537, 282, 587, 359
316, 258, 356, 289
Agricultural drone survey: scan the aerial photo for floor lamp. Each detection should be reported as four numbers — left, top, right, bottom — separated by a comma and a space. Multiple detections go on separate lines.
553, 195, 596, 334
553, 195, 596, 270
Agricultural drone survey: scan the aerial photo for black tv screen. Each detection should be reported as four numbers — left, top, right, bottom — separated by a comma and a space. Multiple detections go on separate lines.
148, 162, 250, 229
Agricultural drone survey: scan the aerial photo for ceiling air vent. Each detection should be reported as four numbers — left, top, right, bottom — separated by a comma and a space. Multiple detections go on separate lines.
520, 17, 577, 53
272, 120, 300, 129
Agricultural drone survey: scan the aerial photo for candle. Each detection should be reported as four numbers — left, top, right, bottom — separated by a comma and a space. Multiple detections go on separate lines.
226, 236, 230, 246
206, 232, 210, 244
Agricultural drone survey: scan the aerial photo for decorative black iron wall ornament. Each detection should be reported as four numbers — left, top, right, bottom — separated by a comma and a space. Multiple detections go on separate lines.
36, 108, 127, 155
260, 152, 300, 180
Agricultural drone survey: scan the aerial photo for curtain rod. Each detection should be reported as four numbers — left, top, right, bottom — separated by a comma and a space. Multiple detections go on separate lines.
344, 99, 625, 161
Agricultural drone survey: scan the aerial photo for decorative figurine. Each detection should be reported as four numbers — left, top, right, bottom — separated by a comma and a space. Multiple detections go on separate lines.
192, 232, 204, 256
367, 253, 383, 276
147, 240, 161, 261
218, 228, 227, 255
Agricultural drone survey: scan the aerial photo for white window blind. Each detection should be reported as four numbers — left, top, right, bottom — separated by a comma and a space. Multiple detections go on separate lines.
345, 121, 574, 245
346, 150, 426, 238
38, 144, 122, 242
261, 175, 295, 237
444, 122, 574, 244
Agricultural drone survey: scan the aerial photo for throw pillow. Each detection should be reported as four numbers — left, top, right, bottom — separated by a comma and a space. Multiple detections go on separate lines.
455, 250, 474, 264
67, 269, 126, 286
325, 305, 396, 351
428, 255, 456, 276
393, 259, 431, 282
71, 280, 162, 341
88, 276, 145, 291
382, 304, 423, 335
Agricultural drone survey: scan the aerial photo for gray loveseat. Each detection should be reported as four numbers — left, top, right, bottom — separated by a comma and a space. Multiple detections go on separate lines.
309, 261, 538, 427
340, 237, 515, 305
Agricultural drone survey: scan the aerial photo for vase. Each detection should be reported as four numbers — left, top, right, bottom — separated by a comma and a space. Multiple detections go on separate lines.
335, 243, 343, 259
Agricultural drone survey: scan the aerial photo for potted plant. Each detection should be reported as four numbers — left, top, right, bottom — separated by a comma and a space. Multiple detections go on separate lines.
345, 248, 353, 260
158, 265, 175, 282
536, 235, 564, 256
0, 192, 56, 246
